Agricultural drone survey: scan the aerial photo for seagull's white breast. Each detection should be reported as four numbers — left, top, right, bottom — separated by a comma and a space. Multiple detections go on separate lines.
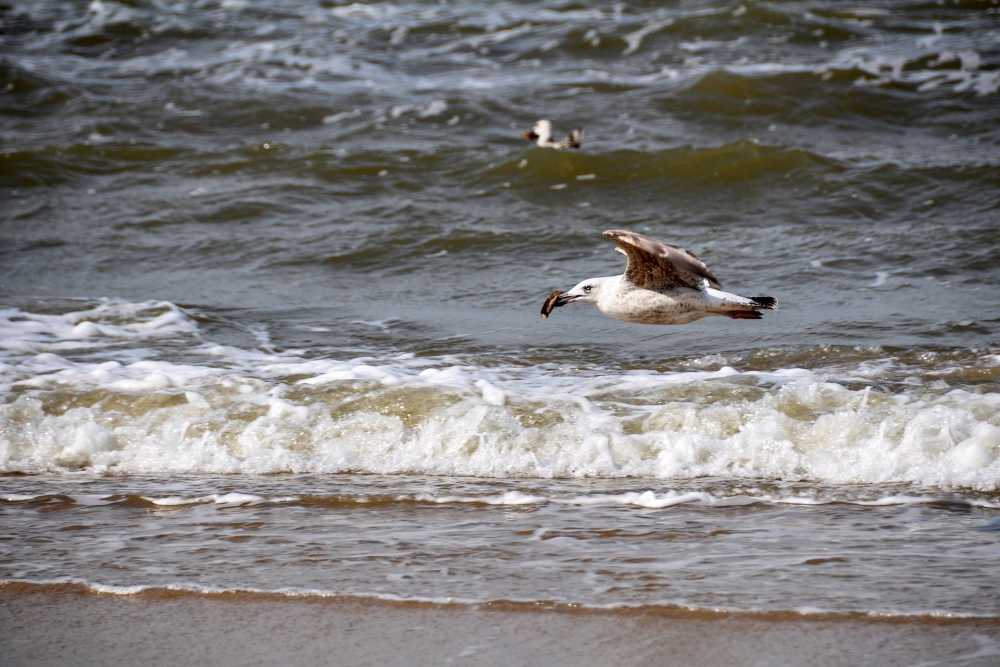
598, 279, 711, 325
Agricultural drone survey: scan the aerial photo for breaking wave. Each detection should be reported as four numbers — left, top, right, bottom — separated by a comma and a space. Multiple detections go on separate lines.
1, 301, 998, 489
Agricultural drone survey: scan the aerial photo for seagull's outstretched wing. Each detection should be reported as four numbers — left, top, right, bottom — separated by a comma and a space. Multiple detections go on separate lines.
603, 229, 721, 291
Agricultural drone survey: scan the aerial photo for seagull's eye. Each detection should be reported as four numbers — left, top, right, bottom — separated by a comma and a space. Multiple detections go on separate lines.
583, 285, 592, 293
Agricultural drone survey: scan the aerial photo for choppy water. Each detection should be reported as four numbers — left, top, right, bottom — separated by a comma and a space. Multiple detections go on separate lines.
1, 1, 999, 618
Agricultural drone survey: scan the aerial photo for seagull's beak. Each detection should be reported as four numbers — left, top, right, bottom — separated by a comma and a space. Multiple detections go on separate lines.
523, 130, 538, 142
540, 289, 578, 319
555, 293, 578, 306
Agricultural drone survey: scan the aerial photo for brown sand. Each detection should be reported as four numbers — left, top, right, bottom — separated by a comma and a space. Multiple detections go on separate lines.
2, 584, 998, 667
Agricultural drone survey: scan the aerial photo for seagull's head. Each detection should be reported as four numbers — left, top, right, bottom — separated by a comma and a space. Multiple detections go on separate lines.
564, 278, 605, 305
522, 119, 552, 145
540, 277, 610, 318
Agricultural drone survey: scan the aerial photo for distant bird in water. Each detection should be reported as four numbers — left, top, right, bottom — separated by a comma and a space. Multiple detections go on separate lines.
523, 119, 583, 149
541, 229, 777, 325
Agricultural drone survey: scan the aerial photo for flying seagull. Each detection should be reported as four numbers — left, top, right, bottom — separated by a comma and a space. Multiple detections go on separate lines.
523, 119, 583, 150
541, 229, 777, 324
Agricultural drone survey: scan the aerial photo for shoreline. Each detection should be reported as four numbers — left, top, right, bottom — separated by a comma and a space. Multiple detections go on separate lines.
4, 583, 998, 667
5, 580, 999, 624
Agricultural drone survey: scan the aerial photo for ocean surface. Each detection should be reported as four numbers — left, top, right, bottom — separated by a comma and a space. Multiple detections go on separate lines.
2, 0, 999, 623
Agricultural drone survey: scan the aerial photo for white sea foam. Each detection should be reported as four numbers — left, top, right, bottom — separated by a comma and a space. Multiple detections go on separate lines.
3, 577, 996, 620
0, 577, 477, 607
409, 491, 544, 506
395, 491, 1000, 510
557, 492, 1000, 510
622, 20, 673, 56
144, 493, 267, 506
827, 45, 1000, 96
2, 358, 997, 487
562, 490, 718, 508
16, 490, 993, 510
2, 301, 999, 490
871, 271, 890, 287
0, 300, 197, 355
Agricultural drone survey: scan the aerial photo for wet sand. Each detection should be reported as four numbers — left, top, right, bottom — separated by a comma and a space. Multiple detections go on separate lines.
2, 585, 998, 667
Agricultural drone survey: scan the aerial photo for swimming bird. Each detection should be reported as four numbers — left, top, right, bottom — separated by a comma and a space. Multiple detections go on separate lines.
541, 229, 777, 324
523, 119, 583, 150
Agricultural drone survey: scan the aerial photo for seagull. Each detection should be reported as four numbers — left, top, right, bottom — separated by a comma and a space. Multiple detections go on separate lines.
541, 229, 777, 324
523, 119, 583, 150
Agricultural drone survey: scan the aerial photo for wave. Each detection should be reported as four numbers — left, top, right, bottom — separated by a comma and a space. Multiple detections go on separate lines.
0, 58, 70, 103
672, 54, 1000, 110
0, 299, 196, 355
3, 578, 998, 622
0, 142, 188, 188
2, 301, 999, 489
4, 489, 997, 511
485, 141, 840, 188
5, 135, 996, 201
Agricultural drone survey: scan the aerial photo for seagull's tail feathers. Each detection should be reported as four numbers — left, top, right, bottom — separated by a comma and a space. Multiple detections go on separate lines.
706, 288, 776, 320
750, 296, 777, 310
722, 295, 776, 319
568, 129, 583, 149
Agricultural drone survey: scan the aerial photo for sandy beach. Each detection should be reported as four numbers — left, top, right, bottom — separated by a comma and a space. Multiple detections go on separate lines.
3, 583, 998, 667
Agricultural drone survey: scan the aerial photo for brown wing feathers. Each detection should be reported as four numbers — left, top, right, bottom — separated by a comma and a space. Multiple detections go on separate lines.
602, 229, 721, 291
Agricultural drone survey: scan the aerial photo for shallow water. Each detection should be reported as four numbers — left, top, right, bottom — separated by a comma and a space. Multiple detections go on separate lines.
2, 473, 999, 616
1, 0, 999, 617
